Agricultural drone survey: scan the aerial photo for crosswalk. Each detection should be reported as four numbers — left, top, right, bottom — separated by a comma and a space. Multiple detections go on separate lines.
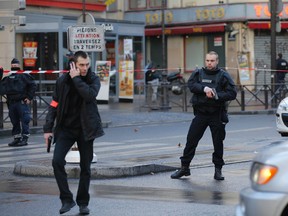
0, 134, 184, 169
0, 138, 52, 168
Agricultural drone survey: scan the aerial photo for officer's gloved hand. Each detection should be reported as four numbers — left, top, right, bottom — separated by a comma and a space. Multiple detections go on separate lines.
204, 86, 215, 98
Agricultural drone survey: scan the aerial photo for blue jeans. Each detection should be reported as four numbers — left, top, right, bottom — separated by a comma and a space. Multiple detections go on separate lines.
8, 101, 31, 136
52, 127, 94, 206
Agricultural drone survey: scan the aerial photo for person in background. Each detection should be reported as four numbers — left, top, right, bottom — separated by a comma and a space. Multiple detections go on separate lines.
171, 51, 237, 181
275, 53, 288, 92
0, 58, 36, 147
43, 51, 104, 215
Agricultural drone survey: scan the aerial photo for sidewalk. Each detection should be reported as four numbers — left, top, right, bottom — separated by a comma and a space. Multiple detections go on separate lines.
4, 96, 277, 179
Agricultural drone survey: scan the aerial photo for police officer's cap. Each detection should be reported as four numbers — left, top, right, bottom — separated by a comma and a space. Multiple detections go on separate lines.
11, 58, 20, 64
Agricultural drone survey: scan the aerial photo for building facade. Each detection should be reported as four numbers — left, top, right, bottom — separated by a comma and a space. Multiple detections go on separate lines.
121, 0, 288, 86
1, 0, 288, 98
0, 0, 146, 99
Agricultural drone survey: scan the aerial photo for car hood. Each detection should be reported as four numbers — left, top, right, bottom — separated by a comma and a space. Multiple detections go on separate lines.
254, 142, 288, 164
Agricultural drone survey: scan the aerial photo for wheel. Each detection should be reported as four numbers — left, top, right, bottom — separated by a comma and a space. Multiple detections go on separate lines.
170, 78, 185, 95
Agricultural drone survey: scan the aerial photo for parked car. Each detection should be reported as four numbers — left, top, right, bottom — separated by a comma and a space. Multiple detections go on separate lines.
276, 97, 288, 136
235, 142, 288, 216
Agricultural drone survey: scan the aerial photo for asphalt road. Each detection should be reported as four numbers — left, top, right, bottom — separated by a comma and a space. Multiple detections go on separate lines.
0, 114, 285, 216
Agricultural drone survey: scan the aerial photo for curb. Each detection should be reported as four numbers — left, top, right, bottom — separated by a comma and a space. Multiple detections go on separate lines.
0, 121, 112, 137
13, 160, 176, 179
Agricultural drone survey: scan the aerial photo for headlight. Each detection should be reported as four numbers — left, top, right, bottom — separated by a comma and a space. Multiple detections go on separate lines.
250, 162, 278, 185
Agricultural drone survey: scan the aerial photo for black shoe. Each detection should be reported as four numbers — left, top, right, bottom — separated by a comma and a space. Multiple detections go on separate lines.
59, 201, 76, 214
79, 205, 90, 215
16, 135, 29, 146
8, 138, 21, 147
214, 168, 225, 181
171, 167, 191, 179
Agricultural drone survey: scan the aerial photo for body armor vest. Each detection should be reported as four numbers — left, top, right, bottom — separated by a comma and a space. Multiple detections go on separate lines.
192, 69, 224, 107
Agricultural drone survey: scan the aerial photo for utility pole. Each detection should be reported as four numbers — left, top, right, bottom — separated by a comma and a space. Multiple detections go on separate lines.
82, 0, 86, 23
270, 0, 283, 107
160, 0, 169, 110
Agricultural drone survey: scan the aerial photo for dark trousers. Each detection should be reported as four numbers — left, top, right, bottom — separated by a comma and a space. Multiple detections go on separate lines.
180, 113, 226, 168
52, 127, 94, 206
8, 101, 31, 136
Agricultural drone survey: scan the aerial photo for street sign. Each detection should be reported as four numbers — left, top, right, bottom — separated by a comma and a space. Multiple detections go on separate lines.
68, 25, 105, 52
269, 0, 283, 15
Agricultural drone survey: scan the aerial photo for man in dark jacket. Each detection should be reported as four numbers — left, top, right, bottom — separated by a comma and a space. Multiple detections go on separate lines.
0, 58, 36, 147
43, 51, 104, 215
275, 53, 288, 93
276, 53, 288, 84
171, 51, 237, 181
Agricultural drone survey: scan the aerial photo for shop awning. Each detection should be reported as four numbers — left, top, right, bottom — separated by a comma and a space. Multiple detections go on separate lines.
248, 21, 288, 29
26, 0, 106, 12
145, 23, 226, 36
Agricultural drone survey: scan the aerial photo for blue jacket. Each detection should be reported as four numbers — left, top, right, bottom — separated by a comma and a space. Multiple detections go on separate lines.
0, 72, 36, 102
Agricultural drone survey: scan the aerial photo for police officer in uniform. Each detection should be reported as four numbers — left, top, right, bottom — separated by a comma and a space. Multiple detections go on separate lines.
171, 51, 237, 180
0, 58, 36, 147
275, 53, 288, 92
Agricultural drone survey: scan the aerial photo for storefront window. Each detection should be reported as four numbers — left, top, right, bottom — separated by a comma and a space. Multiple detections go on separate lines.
185, 36, 206, 72
118, 36, 144, 96
22, 32, 59, 92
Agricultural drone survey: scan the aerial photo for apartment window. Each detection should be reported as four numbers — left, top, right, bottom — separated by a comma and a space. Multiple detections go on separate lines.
107, 1, 117, 11
149, 0, 163, 8
129, 0, 147, 9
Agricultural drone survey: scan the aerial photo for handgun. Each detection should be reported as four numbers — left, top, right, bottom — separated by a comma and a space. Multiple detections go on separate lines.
212, 88, 219, 100
47, 136, 53, 153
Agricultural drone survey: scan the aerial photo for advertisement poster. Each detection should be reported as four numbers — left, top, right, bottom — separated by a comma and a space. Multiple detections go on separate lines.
119, 60, 134, 100
124, 39, 133, 60
238, 53, 250, 83
96, 61, 111, 102
23, 41, 38, 67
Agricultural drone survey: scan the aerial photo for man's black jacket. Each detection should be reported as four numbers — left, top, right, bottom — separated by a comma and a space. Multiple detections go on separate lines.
43, 70, 104, 141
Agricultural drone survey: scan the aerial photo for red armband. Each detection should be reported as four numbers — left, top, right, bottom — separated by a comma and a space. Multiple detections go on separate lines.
50, 100, 58, 108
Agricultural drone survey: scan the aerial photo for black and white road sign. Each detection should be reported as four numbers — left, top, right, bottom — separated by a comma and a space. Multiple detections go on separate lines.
68, 25, 105, 52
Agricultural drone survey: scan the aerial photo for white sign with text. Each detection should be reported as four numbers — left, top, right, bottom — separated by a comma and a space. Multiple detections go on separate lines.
68, 25, 105, 52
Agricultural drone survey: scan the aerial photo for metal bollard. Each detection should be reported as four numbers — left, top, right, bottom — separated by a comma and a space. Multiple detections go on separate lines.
32, 98, 37, 126
241, 86, 245, 111
0, 100, 3, 129
264, 85, 268, 109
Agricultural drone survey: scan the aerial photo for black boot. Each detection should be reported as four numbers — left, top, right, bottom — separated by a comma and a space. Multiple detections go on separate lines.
171, 166, 191, 179
214, 167, 225, 180
8, 137, 21, 147
16, 135, 29, 146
